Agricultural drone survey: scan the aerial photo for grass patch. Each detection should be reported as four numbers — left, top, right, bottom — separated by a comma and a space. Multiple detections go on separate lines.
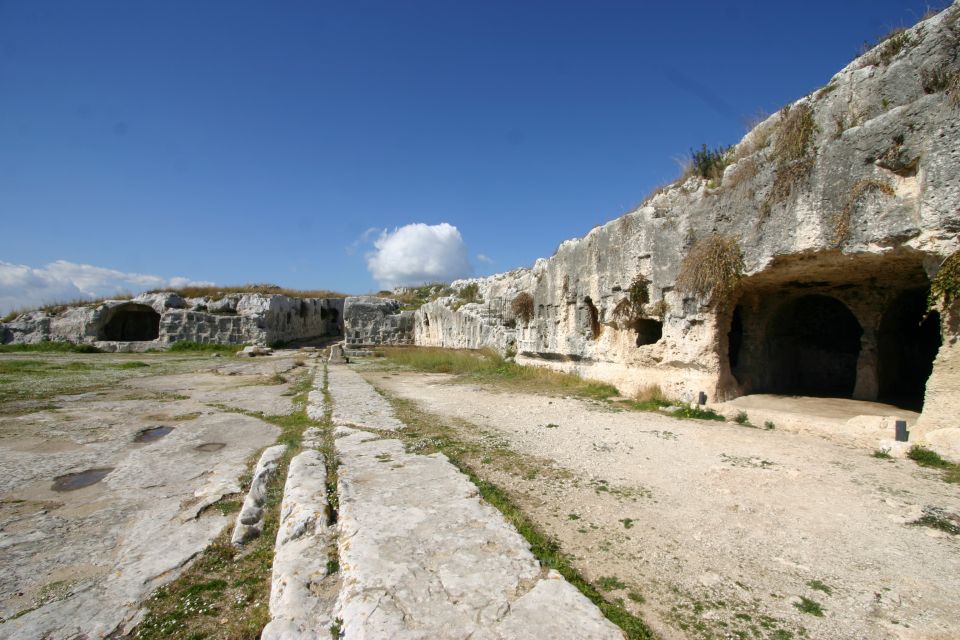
764, 421, 776, 430
910, 506, 960, 535
734, 411, 750, 425
168, 341, 246, 354
806, 579, 832, 595
872, 449, 893, 460
0, 341, 100, 353
375, 347, 619, 400
907, 445, 960, 483
672, 404, 725, 421
598, 576, 628, 591
793, 596, 824, 617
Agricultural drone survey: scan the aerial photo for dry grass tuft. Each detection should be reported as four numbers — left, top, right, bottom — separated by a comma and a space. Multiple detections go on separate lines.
761, 104, 818, 218
634, 384, 667, 403
722, 157, 759, 192
831, 179, 895, 245
772, 104, 817, 165
676, 235, 744, 304
864, 28, 911, 66
510, 292, 535, 324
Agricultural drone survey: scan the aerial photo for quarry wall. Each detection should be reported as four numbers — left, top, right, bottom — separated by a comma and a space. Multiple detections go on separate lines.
413, 5, 960, 439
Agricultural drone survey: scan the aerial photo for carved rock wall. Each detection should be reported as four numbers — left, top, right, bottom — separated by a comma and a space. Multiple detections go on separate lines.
413, 6, 960, 437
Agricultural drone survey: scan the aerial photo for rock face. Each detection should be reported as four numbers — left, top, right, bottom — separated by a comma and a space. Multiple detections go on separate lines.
414, 6, 960, 438
0, 292, 344, 351
343, 296, 415, 348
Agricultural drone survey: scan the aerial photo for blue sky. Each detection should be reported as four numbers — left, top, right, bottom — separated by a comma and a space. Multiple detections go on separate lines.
0, 0, 947, 311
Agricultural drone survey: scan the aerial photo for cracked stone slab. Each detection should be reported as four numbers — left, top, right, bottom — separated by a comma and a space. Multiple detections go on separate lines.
331, 416, 623, 639
327, 366, 404, 431
231, 444, 286, 545
262, 450, 335, 639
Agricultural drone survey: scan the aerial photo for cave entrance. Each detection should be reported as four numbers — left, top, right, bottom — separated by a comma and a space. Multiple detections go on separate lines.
632, 318, 663, 346
100, 304, 161, 341
765, 295, 862, 397
877, 288, 941, 410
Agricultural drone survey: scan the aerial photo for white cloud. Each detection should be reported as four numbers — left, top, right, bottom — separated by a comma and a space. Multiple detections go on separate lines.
476, 253, 494, 265
0, 260, 213, 315
366, 223, 472, 289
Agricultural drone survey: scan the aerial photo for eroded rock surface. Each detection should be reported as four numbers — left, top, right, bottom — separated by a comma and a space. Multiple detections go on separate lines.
262, 450, 335, 640
0, 363, 281, 637
328, 366, 404, 431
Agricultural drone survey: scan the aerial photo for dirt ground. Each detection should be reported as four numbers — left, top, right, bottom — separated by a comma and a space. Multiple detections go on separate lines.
0, 350, 310, 637
365, 367, 960, 640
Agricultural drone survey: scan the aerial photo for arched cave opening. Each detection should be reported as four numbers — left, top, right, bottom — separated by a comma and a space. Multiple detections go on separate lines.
765, 295, 862, 397
633, 318, 662, 346
100, 304, 161, 341
877, 288, 941, 410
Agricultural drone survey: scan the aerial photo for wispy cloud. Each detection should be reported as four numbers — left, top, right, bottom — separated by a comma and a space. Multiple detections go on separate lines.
476, 253, 494, 266
0, 260, 212, 315
345, 227, 381, 256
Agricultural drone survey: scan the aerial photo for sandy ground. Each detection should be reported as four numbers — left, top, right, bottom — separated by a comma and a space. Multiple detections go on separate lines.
0, 351, 311, 637
367, 369, 960, 640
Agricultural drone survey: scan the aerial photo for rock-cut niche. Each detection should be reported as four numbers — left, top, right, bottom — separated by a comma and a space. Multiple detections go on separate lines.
99, 304, 161, 341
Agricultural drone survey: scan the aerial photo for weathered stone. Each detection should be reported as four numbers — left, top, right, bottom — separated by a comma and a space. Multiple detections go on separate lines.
231, 444, 287, 545
328, 366, 404, 431
327, 343, 348, 364
262, 450, 335, 639
343, 296, 414, 347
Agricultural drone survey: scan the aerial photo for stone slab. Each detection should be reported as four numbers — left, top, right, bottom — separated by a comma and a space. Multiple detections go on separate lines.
327, 366, 404, 431
262, 450, 334, 639
325, 372, 622, 639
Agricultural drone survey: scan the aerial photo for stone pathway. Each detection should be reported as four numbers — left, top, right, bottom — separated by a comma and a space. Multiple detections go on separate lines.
297, 365, 624, 639
327, 366, 405, 431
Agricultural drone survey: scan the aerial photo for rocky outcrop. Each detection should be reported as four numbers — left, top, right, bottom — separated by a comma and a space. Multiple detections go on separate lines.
415, 5, 960, 438
0, 292, 344, 351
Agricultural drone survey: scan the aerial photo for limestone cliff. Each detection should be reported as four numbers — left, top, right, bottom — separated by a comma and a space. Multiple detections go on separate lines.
415, 5, 960, 437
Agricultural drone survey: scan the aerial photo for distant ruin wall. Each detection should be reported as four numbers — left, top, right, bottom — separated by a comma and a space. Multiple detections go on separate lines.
414, 6, 960, 439
343, 296, 414, 348
0, 293, 344, 351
